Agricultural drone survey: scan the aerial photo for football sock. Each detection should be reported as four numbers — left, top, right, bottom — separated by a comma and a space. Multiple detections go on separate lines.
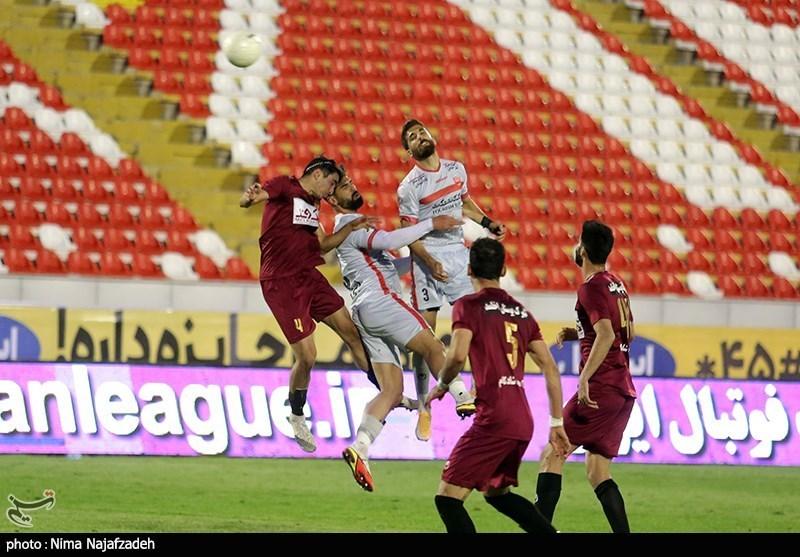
534, 472, 562, 522
485, 492, 557, 534
434, 495, 476, 533
412, 352, 430, 408
353, 414, 383, 458
448, 378, 473, 405
288, 389, 307, 416
594, 479, 630, 533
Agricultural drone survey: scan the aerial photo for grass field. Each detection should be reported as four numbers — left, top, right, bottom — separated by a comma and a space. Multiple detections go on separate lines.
1, 455, 798, 533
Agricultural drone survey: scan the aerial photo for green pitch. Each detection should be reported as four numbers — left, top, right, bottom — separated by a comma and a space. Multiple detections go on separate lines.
1, 455, 797, 532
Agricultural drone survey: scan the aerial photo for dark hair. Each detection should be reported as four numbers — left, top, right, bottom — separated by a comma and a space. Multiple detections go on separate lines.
400, 119, 425, 150
469, 238, 505, 281
302, 156, 342, 180
580, 220, 614, 264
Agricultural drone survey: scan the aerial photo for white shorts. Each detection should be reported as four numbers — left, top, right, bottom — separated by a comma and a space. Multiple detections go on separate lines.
352, 292, 430, 367
410, 244, 473, 311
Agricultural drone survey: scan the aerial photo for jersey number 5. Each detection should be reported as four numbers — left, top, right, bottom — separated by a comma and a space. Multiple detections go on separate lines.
504, 321, 519, 369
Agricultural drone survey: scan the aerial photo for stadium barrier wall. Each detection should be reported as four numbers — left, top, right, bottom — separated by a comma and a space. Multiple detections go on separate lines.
2, 274, 799, 329
1, 306, 799, 381
0, 363, 797, 466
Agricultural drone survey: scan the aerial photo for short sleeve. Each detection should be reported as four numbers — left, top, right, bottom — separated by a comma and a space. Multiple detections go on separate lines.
451, 299, 474, 333
525, 312, 543, 344
578, 282, 612, 325
262, 176, 287, 202
397, 179, 419, 222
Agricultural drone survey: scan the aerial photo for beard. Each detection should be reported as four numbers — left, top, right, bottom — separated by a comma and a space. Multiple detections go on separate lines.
341, 192, 364, 210
413, 140, 436, 160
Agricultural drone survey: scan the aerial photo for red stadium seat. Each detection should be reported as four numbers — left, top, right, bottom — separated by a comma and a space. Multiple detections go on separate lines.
3, 248, 33, 273
99, 252, 127, 276
744, 276, 770, 298
66, 252, 97, 275
132, 253, 160, 277
224, 257, 254, 280
661, 274, 688, 296
773, 278, 798, 299
36, 250, 65, 274
717, 276, 742, 297
194, 255, 221, 279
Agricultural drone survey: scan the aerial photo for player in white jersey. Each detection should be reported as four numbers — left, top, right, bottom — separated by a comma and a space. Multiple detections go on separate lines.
398, 119, 507, 441
327, 172, 477, 492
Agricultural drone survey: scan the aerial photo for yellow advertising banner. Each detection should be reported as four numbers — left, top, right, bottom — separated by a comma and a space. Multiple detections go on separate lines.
0, 306, 798, 381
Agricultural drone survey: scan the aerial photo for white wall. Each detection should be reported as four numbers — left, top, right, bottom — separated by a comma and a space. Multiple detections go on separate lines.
1, 274, 798, 328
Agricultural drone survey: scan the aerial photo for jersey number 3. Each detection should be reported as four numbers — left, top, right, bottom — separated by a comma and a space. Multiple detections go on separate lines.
504, 321, 519, 369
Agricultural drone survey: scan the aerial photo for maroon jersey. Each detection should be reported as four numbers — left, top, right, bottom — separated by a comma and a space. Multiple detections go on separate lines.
452, 287, 542, 441
576, 271, 636, 397
258, 176, 324, 280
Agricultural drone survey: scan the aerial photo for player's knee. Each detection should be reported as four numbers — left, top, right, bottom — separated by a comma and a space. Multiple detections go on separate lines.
586, 467, 609, 488
293, 348, 316, 372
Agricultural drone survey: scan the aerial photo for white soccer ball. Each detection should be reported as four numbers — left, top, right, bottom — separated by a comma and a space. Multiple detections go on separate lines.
223, 32, 263, 68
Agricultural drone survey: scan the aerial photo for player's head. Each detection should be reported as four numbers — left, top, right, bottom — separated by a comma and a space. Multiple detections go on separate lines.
327, 170, 364, 212
575, 219, 614, 267
468, 238, 506, 281
302, 155, 343, 198
401, 119, 436, 160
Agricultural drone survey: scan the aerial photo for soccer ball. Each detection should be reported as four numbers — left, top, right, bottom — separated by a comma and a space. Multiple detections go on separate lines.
222, 32, 263, 68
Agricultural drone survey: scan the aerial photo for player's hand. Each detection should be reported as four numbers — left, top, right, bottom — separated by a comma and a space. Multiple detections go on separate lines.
578, 379, 598, 409
425, 385, 447, 406
431, 215, 462, 231
240, 183, 263, 207
347, 216, 380, 231
487, 221, 506, 241
549, 426, 571, 458
429, 259, 448, 281
555, 327, 578, 348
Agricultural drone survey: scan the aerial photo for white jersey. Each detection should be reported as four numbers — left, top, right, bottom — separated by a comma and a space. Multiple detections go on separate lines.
334, 213, 434, 307
397, 158, 468, 250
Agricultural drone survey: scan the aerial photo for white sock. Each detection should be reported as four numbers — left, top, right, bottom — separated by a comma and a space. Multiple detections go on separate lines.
413, 353, 430, 410
448, 378, 473, 405
352, 414, 383, 459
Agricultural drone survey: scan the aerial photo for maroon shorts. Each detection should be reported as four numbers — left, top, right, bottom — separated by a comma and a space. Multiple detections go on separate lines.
563, 383, 635, 459
441, 426, 530, 493
260, 267, 344, 345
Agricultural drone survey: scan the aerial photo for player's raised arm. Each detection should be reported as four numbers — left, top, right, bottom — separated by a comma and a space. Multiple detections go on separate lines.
239, 183, 269, 208
462, 196, 506, 240
528, 339, 570, 457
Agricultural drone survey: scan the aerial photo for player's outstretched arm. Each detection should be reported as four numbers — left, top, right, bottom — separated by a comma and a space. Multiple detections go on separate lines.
239, 183, 269, 208
462, 196, 506, 240
318, 215, 378, 254
354, 216, 460, 251
528, 339, 571, 457
426, 328, 472, 406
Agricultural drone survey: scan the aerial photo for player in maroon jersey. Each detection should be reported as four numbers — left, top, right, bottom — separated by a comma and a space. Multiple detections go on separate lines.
239, 156, 377, 453
535, 220, 636, 533
426, 238, 570, 533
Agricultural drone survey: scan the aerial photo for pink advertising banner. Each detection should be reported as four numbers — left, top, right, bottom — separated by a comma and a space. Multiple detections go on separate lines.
0, 363, 797, 465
